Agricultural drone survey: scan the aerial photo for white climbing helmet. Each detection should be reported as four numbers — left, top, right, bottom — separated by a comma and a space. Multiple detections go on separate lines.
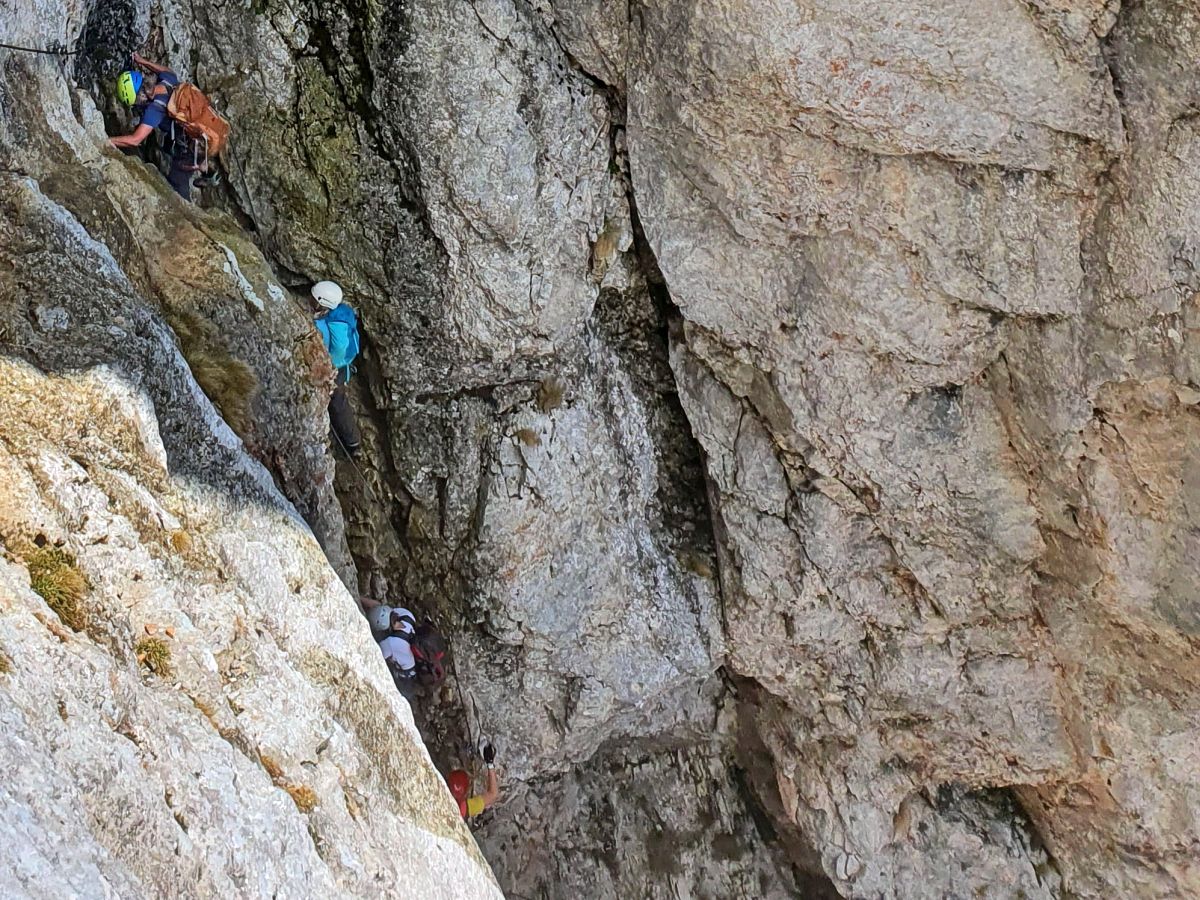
311, 280, 344, 309
366, 605, 393, 633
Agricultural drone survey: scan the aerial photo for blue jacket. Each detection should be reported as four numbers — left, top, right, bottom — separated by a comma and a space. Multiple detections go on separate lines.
315, 304, 360, 378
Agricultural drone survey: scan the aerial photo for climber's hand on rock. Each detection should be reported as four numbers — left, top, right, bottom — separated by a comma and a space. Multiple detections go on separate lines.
482, 743, 496, 765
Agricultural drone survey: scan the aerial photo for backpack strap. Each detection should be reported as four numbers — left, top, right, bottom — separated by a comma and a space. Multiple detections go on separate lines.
150, 81, 173, 112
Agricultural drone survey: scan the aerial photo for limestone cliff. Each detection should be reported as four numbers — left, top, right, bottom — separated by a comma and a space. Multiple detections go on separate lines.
0, 8, 500, 898
3, 0, 1200, 898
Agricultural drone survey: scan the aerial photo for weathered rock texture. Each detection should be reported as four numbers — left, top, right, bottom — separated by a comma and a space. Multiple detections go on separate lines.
137, 0, 808, 893
5, 0, 1200, 897
641, 1, 1200, 897
0, 10, 501, 899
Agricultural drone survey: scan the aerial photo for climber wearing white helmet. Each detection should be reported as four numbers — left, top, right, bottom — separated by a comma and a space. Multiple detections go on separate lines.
308, 279, 362, 457
359, 598, 448, 699
311, 280, 343, 309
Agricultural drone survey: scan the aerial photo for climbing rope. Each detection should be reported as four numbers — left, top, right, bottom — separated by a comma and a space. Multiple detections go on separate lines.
330, 423, 376, 498
442, 625, 491, 767
0, 39, 79, 56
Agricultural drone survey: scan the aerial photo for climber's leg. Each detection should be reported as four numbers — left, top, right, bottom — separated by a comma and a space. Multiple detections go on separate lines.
328, 371, 362, 456
166, 154, 194, 200
160, 136, 195, 200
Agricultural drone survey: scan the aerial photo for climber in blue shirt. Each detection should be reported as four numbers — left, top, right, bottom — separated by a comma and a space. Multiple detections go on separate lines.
110, 53, 199, 200
310, 280, 363, 457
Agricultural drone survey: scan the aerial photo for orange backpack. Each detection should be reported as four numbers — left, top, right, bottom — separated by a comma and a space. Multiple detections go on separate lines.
166, 83, 231, 159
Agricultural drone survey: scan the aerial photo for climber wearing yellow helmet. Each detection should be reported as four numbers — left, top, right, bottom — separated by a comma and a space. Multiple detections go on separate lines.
110, 53, 213, 200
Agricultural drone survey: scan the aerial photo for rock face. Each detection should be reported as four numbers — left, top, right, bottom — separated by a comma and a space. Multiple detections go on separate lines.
0, 11, 500, 899
638, 3, 1200, 897
4, 0, 1200, 897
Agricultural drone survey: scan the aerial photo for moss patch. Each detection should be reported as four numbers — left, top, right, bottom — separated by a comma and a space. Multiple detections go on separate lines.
135, 636, 172, 676
27, 546, 89, 631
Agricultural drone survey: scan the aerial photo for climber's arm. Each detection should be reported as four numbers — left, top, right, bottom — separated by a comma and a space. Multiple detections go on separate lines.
110, 124, 153, 148
480, 766, 499, 808
131, 52, 173, 75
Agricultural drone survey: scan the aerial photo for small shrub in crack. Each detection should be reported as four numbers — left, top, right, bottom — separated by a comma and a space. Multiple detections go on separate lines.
0, 650, 11, 675
679, 550, 715, 579
27, 547, 89, 631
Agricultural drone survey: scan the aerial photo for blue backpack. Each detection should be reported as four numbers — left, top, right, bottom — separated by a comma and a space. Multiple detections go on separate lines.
317, 304, 361, 377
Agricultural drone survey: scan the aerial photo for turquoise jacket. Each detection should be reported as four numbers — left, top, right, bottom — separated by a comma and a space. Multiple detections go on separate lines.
315, 304, 360, 379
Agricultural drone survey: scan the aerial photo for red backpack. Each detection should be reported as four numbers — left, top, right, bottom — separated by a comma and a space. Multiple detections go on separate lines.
394, 615, 447, 688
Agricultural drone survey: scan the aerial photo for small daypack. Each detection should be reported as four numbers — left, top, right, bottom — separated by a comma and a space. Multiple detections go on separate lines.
394, 614, 448, 688
166, 83, 231, 160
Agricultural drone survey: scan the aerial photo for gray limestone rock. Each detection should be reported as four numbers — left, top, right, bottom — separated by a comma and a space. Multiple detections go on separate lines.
5, 0, 1200, 897
0, 13, 501, 898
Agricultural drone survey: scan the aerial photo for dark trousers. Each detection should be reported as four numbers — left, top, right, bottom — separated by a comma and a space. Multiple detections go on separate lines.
122, 136, 193, 200
166, 154, 194, 200
329, 370, 362, 455
165, 131, 197, 200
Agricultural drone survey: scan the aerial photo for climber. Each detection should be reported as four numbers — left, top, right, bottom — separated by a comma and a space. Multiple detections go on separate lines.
309, 280, 363, 457
377, 608, 418, 678
368, 602, 415, 640
376, 608, 448, 697
447, 745, 500, 820
110, 54, 208, 200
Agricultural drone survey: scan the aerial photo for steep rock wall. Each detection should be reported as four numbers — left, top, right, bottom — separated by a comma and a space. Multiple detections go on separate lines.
5, 0, 1199, 898
632, 1, 1200, 897
0, 10, 501, 898
144, 0, 1200, 896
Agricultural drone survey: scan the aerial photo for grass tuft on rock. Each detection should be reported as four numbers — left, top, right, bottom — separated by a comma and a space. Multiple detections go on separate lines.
0, 651, 11, 675
27, 546, 89, 631
515, 427, 541, 447
167, 310, 260, 438
169, 529, 193, 554
537, 377, 565, 413
135, 636, 172, 676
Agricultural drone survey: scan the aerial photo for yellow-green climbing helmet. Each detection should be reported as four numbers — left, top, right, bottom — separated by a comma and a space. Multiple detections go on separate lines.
116, 70, 143, 105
